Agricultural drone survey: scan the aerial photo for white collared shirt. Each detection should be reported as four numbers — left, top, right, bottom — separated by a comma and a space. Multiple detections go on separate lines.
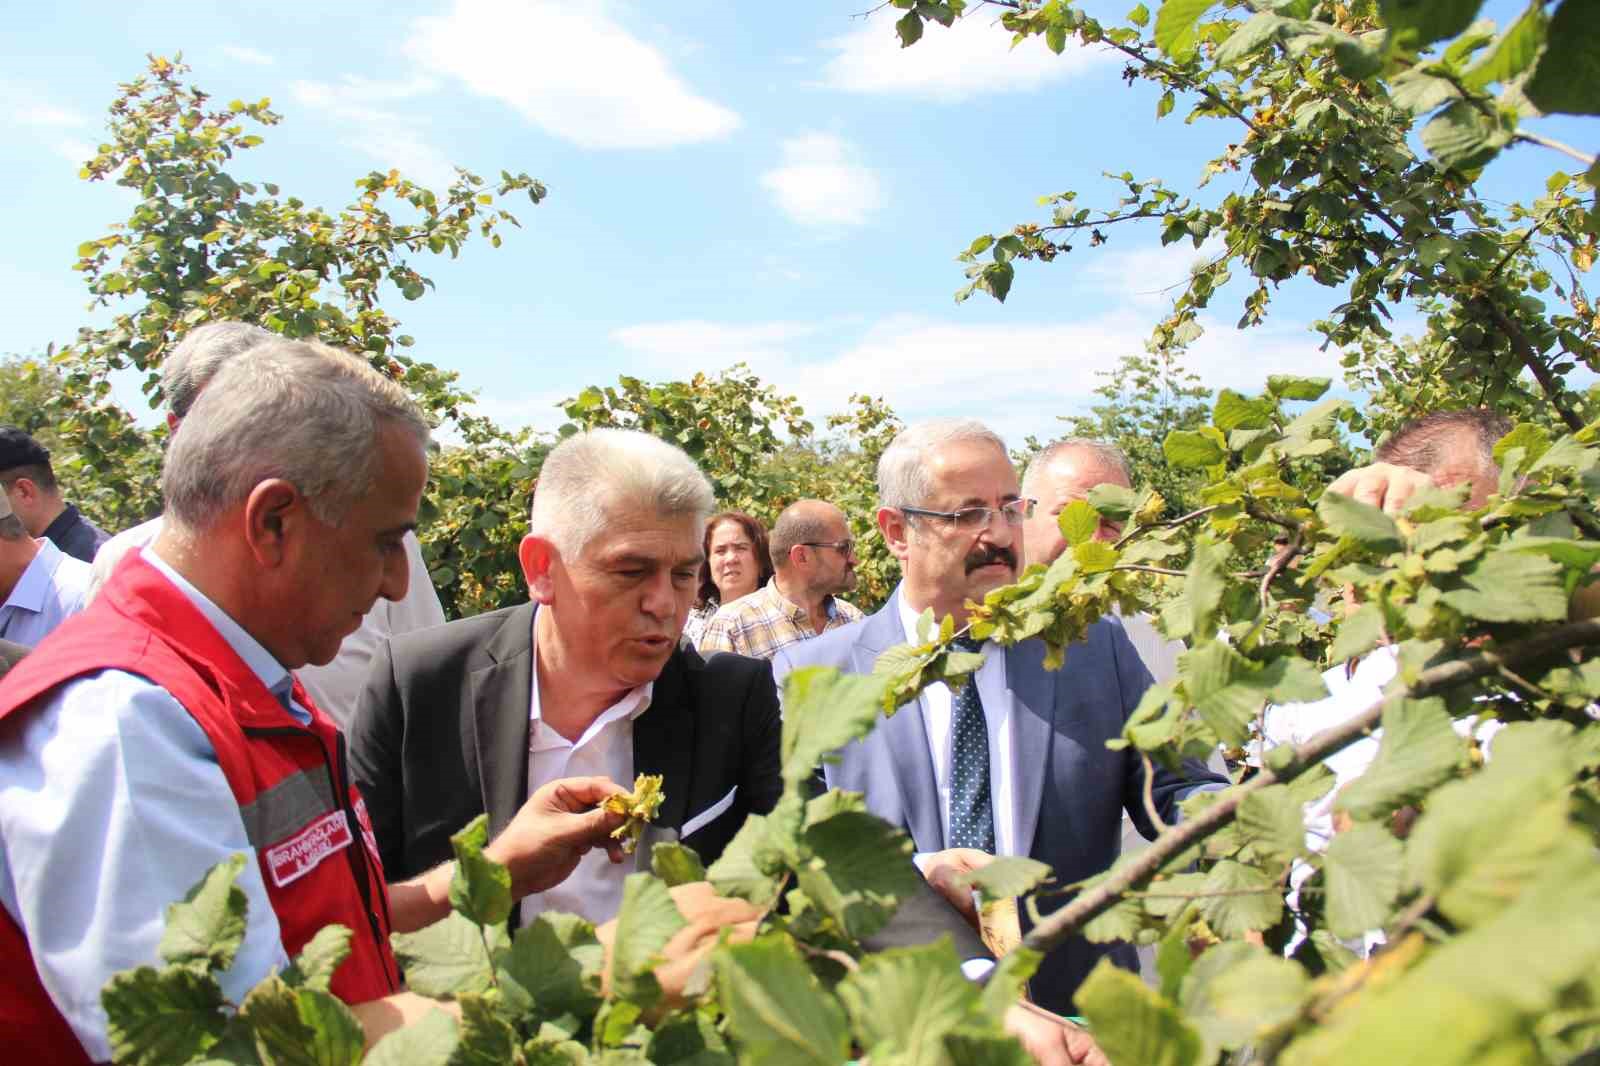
519, 631, 652, 927
897, 595, 1017, 856
0, 538, 91, 647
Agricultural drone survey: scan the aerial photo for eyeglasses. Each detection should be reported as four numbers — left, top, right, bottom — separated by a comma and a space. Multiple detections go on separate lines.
900, 498, 1036, 531
800, 539, 855, 555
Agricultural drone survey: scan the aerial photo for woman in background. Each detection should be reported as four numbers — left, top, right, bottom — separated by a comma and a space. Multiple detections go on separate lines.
682, 511, 773, 649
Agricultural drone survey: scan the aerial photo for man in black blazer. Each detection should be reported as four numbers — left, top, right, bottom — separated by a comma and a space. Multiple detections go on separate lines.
348, 428, 781, 926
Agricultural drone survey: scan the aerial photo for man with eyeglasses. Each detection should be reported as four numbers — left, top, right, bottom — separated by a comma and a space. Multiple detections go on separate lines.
773, 418, 1225, 1018
697, 499, 864, 660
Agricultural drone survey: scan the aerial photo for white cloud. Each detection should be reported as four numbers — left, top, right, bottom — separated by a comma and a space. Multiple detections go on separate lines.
0, 80, 87, 127
405, 0, 739, 149
610, 311, 1343, 448
221, 45, 275, 66
760, 133, 884, 228
1078, 237, 1229, 308
289, 77, 456, 187
818, 8, 1112, 101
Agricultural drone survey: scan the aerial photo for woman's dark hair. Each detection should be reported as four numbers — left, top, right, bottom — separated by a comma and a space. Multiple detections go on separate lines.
695, 511, 775, 609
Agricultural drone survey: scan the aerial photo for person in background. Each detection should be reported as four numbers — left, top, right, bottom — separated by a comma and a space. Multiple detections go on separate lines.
89, 321, 446, 725
0, 339, 628, 1063
681, 510, 773, 648
0, 427, 109, 564
696, 498, 864, 660
1019, 438, 1185, 683
0, 489, 90, 647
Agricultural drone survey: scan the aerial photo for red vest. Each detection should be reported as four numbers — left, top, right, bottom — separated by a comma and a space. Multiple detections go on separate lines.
0, 550, 399, 1062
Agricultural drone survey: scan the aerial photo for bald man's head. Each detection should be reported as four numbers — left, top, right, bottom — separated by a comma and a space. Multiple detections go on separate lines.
770, 498, 857, 596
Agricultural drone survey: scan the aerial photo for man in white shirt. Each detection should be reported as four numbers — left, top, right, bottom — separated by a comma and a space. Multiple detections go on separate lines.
0, 490, 90, 647
89, 321, 446, 723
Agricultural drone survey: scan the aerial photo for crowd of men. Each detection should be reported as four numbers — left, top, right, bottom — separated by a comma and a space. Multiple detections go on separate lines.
0, 322, 1528, 1064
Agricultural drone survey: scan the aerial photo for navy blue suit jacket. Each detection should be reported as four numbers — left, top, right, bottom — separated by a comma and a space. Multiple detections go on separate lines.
771, 588, 1225, 1014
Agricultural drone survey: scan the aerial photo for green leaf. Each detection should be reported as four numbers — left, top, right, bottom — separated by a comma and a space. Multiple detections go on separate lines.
1266, 375, 1331, 401
1128, 2, 1151, 27
980, 948, 1043, 1020
648, 1010, 735, 1066
499, 915, 600, 1023
838, 940, 982, 1060
959, 855, 1053, 902
1236, 785, 1307, 864
1164, 429, 1227, 468
391, 910, 498, 997
1462, 1, 1549, 89
1213, 389, 1273, 433
102, 965, 228, 1066
944, 1028, 1034, 1066
1216, 12, 1289, 66
362, 1007, 460, 1066
611, 873, 688, 1005
1323, 823, 1404, 939
1317, 490, 1402, 551
1185, 538, 1229, 641
293, 987, 367, 1066
651, 842, 707, 887
706, 813, 784, 907
781, 666, 892, 784
448, 814, 513, 928
896, 10, 924, 47
1059, 499, 1101, 547
1198, 861, 1283, 936
454, 994, 521, 1066
237, 975, 363, 1066
1156, 0, 1220, 58
1336, 698, 1465, 821
282, 925, 352, 992
1441, 546, 1568, 621
159, 853, 249, 973
1420, 99, 1512, 171
1492, 422, 1552, 473
714, 935, 851, 1066
1378, 0, 1482, 49
1181, 942, 1310, 1055
1086, 481, 1138, 520
1525, 0, 1600, 115
1180, 640, 1263, 746
1073, 539, 1120, 574
1328, 602, 1386, 664
796, 810, 919, 940
1076, 960, 1204, 1066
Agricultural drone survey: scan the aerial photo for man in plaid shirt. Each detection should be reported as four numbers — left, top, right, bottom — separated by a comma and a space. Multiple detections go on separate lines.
696, 499, 864, 660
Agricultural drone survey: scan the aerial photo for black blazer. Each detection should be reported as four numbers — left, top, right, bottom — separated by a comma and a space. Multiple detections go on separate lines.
346, 602, 784, 885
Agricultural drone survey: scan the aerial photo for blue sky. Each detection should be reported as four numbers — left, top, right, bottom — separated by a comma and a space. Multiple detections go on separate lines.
1, 1, 1592, 448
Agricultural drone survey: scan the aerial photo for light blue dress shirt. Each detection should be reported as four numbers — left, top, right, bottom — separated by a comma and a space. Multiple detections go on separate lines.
0, 550, 308, 1061
0, 538, 91, 646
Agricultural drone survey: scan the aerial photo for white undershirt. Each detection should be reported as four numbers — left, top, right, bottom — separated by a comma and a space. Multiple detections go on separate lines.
897, 595, 1016, 856
518, 635, 651, 927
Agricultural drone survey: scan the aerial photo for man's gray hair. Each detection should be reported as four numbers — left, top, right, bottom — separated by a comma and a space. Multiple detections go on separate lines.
877, 418, 1008, 509
163, 321, 276, 418
0, 513, 27, 542
1374, 409, 1512, 480
530, 428, 715, 559
163, 338, 429, 530
1021, 438, 1132, 495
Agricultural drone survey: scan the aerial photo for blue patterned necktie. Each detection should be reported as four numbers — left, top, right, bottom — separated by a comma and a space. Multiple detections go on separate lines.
946, 636, 996, 853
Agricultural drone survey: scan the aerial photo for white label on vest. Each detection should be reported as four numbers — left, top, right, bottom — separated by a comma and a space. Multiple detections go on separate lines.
266, 809, 353, 887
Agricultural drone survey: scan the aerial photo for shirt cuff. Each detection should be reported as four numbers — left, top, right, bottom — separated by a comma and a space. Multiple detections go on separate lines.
961, 958, 996, 981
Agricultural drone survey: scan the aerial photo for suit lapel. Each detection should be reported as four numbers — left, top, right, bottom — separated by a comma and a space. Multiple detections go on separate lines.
633, 649, 692, 833
1007, 641, 1056, 857
862, 595, 944, 852
470, 603, 537, 841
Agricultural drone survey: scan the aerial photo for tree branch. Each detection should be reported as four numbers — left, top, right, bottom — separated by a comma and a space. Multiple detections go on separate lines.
1478, 295, 1585, 433
1013, 619, 1600, 958
1511, 131, 1598, 169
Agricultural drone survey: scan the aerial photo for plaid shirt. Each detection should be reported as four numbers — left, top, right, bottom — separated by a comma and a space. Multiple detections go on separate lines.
694, 578, 863, 660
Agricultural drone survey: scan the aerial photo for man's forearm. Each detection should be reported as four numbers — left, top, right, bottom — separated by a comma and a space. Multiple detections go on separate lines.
385, 863, 454, 934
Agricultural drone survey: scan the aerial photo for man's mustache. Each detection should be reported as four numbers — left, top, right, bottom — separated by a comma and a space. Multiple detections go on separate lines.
964, 545, 1017, 574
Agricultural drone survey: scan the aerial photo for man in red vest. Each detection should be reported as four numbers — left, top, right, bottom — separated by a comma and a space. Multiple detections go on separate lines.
0, 338, 628, 1062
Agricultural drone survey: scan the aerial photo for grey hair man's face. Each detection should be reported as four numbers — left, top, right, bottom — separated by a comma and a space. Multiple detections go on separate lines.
1021, 449, 1131, 568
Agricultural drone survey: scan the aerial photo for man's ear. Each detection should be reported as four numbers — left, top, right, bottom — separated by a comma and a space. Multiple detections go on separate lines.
519, 534, 559, 604
10, 477, 39, 505
243, 479, 302, 566
877, 506, 912, 563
